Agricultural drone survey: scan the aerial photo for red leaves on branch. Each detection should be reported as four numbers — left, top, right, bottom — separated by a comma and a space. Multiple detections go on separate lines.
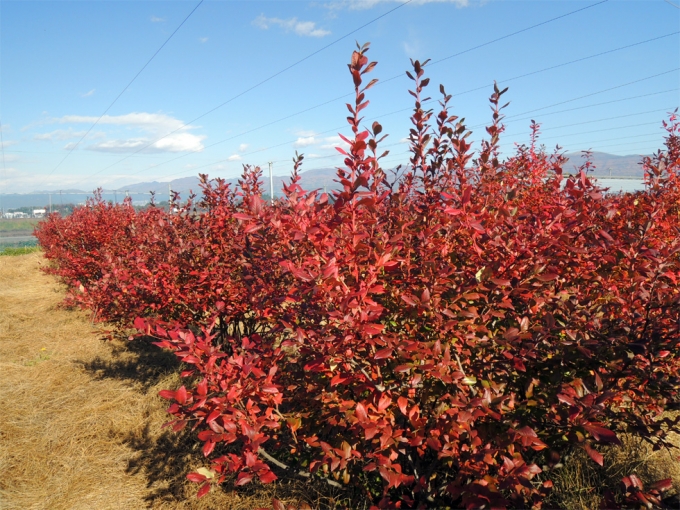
35, 46, 680, 508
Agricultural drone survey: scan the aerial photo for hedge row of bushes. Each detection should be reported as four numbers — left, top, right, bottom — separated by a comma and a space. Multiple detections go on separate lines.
36, 44, 680, 509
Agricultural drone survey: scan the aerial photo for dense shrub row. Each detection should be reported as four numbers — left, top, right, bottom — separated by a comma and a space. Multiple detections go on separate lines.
36, 44, 680, 509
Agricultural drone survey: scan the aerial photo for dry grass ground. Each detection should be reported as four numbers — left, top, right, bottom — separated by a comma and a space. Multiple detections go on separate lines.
0, 252, 329, 510
0, 252, 678, 509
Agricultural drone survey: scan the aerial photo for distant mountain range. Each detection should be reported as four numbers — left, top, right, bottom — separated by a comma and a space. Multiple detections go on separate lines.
115, 167, 340, 196
114, 151, 650, 196
562, 151, 648, 177
3, 151, 655, 210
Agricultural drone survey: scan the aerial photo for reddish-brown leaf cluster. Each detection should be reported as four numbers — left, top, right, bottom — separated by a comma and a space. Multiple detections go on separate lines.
36, 43, 680, 509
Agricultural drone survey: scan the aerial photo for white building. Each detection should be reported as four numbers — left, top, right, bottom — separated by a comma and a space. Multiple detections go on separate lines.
32, 209, 46, 218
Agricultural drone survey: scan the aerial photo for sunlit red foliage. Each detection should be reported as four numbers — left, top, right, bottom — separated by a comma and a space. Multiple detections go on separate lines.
36, 43, 680, 509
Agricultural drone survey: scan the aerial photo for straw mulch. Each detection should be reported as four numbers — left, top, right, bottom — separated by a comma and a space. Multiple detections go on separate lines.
0, 252, 322, 510
0, 252, 678, 510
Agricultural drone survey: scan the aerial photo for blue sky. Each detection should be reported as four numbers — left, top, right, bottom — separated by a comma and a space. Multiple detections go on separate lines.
0, 0, 678, 193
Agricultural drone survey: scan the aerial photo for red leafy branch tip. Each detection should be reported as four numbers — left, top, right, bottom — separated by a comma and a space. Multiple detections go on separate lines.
35, 41, 680, 509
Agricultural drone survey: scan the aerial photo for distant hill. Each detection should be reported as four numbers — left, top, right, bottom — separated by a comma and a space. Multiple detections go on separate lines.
563, 151, 649, 178
117, 167, 342, 196
6, 151, 657, 211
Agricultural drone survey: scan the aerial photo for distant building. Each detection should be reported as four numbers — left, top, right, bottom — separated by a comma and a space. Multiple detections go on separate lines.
32, 209, 46, 218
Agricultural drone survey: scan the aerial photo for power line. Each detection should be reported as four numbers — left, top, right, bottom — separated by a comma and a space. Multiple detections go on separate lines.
106, 31, 673, 187
585, 137, 664, 151
123, 31, 679, 180
87, 0, 611, 183
45, 0, 205, 179
503, 106, 674, 138
499, 68, 679, 121
89, 0, 416, 178
497, 89, 678, 126
430, 0, 610, 67
151, 69, 679, 182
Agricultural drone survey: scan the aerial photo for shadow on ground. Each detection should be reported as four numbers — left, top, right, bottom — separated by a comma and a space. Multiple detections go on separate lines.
78, 335, 180, 391
124, 423, 203, 505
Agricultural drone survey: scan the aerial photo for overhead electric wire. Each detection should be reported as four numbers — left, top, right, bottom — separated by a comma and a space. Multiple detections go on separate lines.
45, 0, 205, 179
586, 137, 664, 151
498, 68, 679, 121
502, 107, 674, 138
153, 68, 678, 182
88, 0, 611, 183
89, 0, 416, 178
110, 29, 676, 184
497, 88, 678, 125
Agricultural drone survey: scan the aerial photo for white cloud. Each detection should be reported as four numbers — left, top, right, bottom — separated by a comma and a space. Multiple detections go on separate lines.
34, 128, 88, 141
81, 89, 95, 97
0, 167, 84, 192
403, 39, 423, 58
294, 136, 317, 147
199, 37, 208, 43
151, 16, 165, 22
328, 0, 468, 9
253, 15, 331, 37
295, 130, 317, 137
319, 135, 350, 150
0, 140, 18, 149
53, 112, 206, 154
238, 143, 249, 152
227, 154, 242, 161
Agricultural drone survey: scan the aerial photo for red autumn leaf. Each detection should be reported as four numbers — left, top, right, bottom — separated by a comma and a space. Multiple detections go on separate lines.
583, 424, 621, 445
235, 472, 253, 486
186, 472, 208, 483
197, 482, 211, 499
585, 442, 604, 466
374, 348, 392, 360
175, 386, 187, 405
397, 397, 409, 416
258, 469, 278, 483
355, 402, 368, 422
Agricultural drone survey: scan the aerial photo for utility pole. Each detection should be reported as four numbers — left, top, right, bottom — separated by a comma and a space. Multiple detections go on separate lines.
49, 192, 52, 214
268, 161, 274, 205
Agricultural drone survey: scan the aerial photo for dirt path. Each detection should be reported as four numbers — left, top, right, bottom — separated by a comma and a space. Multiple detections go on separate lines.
0, 253, 256, 510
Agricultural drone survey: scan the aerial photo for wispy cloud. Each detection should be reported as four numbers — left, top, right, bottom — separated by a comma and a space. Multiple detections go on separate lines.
81, 89, 95, 98
227, 154, 242, 161
295, 130, 317, 137
52, 112, 206, 154
0, 140, 18, 149
327, 0, 468, 9
238, 143, 249, 152
151, 16, 165, 23
199, 37, 208, 43
34, 128, 89, 141
294, 136, 317, 148
319, 135, 350, 150
253, 15, 331, 37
